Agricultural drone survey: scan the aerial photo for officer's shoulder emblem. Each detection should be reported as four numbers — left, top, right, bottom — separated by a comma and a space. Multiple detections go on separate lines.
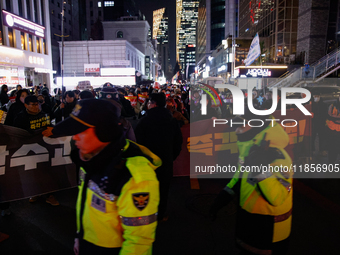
132, 192, 149, 211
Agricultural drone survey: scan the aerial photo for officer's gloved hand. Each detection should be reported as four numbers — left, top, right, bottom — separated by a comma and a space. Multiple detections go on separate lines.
245, 142, 284, 167
42, 126, 54, 137
209, 189, 233, 221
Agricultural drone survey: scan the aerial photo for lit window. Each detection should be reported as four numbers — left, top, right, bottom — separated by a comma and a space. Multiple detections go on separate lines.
104, 1, 114, 7
98, 1, 101, 7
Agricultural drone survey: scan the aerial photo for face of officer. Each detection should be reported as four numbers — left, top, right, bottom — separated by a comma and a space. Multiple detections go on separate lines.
313, 95, 320, 102
72, 127, 109, 155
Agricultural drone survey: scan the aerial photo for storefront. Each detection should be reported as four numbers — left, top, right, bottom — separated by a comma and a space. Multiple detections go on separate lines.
0, 46, 53, 88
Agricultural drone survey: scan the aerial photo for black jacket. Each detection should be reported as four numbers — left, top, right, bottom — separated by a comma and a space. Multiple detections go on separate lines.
13, 110, 50, 133
135, 107, 182, 165
4, 101, 26, 126
0, 92, 9, 106
54, 100, 77, 123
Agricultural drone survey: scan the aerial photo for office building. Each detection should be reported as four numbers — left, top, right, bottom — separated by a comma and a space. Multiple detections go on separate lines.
296, 0, 340, 64
49, 0, 80, 76
177, 0, 199, 78
238, 0, 299, 64
153, 8, 171, 80
0, 0, 53, 87
196, 0, 238, 79
103, 19, 159, 80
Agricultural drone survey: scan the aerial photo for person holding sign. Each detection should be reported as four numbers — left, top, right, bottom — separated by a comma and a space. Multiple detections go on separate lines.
52, 99, 161, 255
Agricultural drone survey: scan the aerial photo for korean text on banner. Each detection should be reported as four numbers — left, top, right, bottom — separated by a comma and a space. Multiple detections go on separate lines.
0, 125, 77, 202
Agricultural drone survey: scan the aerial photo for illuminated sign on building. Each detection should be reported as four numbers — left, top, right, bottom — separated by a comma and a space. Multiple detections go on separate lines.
2, 10, 45, 39
84, 64, 100, 73
145, 56, 150, 76
103, 60, 130, 66
246, 68, 271, 77
236, 66, 288, 78
29, 56, 45, 65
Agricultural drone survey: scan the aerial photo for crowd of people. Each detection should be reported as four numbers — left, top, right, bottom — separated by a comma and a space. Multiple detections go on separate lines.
0, 81, 338, 254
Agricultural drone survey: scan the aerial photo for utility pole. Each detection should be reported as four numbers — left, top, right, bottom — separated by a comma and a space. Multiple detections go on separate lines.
54, 1, 69, 95
61, 1, 65, 95
54, 1, 69, 120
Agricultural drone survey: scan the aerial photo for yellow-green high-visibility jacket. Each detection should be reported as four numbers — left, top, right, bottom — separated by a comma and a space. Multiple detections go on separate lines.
226, 121, 293, 253
76, 140, 161, 255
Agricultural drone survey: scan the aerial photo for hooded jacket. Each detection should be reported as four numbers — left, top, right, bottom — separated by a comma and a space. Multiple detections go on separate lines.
226, 121, 293, 253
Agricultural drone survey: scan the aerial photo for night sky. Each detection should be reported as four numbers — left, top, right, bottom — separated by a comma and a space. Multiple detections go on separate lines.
136, 0, 177, 68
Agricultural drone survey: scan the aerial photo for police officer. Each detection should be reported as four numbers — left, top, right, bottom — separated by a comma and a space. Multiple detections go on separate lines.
210, 108, 293, 255
52, 99, 161, 255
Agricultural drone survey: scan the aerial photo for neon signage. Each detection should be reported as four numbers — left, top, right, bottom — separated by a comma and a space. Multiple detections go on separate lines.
2, 10, 45, 39
246, 68, 271, 77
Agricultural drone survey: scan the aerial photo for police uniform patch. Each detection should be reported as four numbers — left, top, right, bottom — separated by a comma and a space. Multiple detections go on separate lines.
132, 193, 149, 211
91, 194, 106, 213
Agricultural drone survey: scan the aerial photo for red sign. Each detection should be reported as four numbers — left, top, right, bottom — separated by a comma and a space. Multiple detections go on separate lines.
138, 94, 148, 104
84, 68, 100, 73
154, 82, 160, 89
0, 77, 19, 85
125, 96, 137, 107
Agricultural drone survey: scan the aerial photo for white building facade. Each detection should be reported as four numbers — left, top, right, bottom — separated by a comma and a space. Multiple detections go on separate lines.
58, 40, 144, 87
103, 18, 159, 80
0, 0, 53, 88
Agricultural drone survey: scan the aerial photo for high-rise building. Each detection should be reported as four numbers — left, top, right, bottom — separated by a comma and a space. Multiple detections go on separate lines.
153, 8, 170, 80
176, 0, 183, 62
238, 0, 299, 64
296, 0, 340, 64
0, 0, 53, 87
49, 0, 80, 76
177, 0, 199, 78
196, 0, 238, 79
153, 8, 165, 40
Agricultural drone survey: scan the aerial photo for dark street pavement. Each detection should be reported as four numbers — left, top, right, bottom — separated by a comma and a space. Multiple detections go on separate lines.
1, 177, 340, 255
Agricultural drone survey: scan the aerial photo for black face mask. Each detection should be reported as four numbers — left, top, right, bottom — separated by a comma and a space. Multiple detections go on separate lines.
38, 100, 44, 104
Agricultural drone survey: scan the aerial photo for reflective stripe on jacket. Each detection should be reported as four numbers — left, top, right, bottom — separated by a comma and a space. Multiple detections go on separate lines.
76, 140, 161, 254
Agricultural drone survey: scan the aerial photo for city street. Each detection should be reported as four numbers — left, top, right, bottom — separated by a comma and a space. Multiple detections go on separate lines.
1, 177, 340, 255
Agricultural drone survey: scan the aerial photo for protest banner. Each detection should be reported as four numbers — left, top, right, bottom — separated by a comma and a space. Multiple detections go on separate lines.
0, 125, 77, 202
124, 96, 137, 107
138, 94, 148, 104
173, 106, 312, 178
0, 110, 6, 124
